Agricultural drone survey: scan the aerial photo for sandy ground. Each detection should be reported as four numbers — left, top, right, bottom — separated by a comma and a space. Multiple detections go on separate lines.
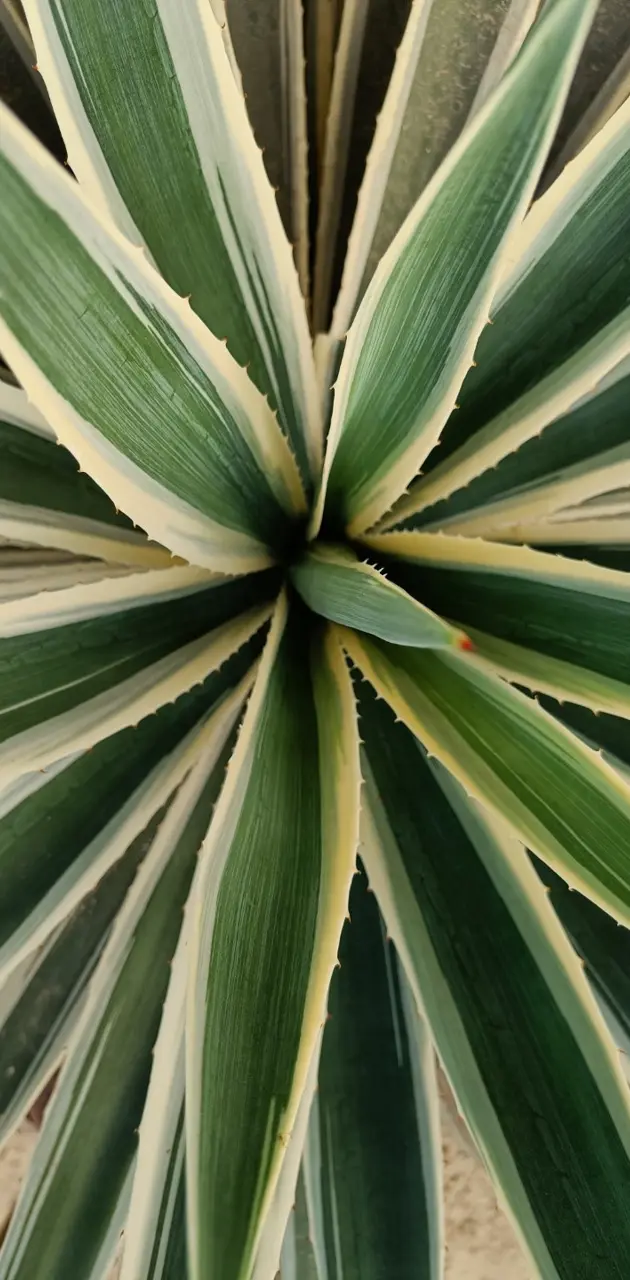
0, 1099, 534, 1278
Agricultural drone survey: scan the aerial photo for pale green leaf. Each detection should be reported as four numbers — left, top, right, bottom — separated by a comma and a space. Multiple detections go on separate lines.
290, 542, 465, 647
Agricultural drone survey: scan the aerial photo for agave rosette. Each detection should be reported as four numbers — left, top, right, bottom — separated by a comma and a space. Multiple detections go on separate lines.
0, 0, 630, 1277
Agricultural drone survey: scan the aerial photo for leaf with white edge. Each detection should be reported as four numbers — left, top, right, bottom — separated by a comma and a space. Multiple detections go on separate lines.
430, 93, 630, 475
0, 635, 260, 981
396, 352, 630, 534
0, 825, 150, 1147
291, 542, 467, 648
304, 864, 442, 1280
386, 302, 630, 529
0, 105, 306, 573
187, 600, 361, 1280
0, 722, 234, 1280
534, 854, 630, 1048
311, 0, 412, 333
340, 625, 630, 926
118, 916, 189, 1280
23, 0, 320, 481
367, 532, 630, 713
227, 0, 309, 295
358, 685, 630, 1279
0, 384, 170, 566
313, 0, 596, 537
332, 0, 539, 335
0, 567, 275, 787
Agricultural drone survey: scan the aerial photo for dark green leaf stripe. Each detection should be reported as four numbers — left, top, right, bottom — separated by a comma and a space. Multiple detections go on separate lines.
386, 553, 630, 686
0, 748, 232, 1280
310, 865, 438, 1280
0, 573, 270, 749
26, 0, 318, 481
0, 824, 150, 1141
342, 627, 630, 923
534, 855, 630, 1047
360, 683, 630, 1280
0, 637, 259, 959
290, 543, 462, 648
0, 417, 132, 528
319, 0, 596, 533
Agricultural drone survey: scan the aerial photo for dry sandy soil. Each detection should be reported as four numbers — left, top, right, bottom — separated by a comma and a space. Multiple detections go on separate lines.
0, 1097, 534, 1279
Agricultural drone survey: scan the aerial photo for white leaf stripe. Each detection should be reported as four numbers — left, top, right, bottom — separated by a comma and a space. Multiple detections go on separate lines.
0, 382, 54, 439
365, 529, 630, 598
0, 604, 269, 788
0, 564, 216, 638
430, 442, 630, 539
0, 104, 305, 572
23, 0, 321, 480
0, 502, 172, 569
461, 626, 630, 719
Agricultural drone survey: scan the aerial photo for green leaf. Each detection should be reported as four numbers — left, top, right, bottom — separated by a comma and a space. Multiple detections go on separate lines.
333, 0, 539, 334
187, 601, 361, 1280
314, 0, 596, 536
0, 709, 234, 1280
290, 542, 465, 647
395, 351, 630, 534
227, 0, 309, 295
0, 828, 150, 1147
23, 0, 320, 481
534, 855, 630, 1052
341, 624, 630, 925
359, 683, 630, 1280
430, 93, 630, 476
388, 301, 630, 531
118, 911, 188, 1280
368, 531, 630, 713
0, 635, 259, 979
0, 383, 169, 565
0, 104, 306, 572
280, 1172, 318, 1280
304, 865, 442, 1280
0, 565, 274, 785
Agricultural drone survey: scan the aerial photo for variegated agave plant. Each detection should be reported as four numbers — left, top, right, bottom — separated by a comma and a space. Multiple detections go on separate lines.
2, 0, 630, 1277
